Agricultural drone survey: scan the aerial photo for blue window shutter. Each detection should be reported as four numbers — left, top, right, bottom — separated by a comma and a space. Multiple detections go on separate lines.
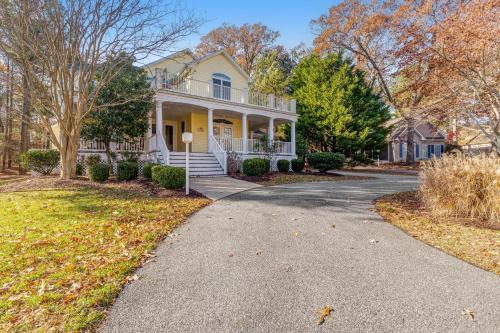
399, 143, 403, 158
416, 144, 420, 158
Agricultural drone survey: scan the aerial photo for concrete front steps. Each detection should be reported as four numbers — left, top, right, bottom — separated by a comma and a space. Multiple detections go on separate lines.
158, 151, 225, 176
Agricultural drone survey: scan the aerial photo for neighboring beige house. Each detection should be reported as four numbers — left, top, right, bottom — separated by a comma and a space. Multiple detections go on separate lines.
379, 119, 446, 162
77, 49, 298, 176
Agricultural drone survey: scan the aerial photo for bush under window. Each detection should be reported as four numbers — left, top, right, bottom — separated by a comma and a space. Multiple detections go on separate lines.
88, 163, 110, 182
20, 149, 60, 175
117, 161, 138, 181
242, 158, 269, 176
151, 165, 185, 189
307, 152, 346, 172
277, 159, 290, 172
291, 159, 305, 172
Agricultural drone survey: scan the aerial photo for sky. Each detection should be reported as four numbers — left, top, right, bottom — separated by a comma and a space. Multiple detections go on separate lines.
171, 0, 341, 52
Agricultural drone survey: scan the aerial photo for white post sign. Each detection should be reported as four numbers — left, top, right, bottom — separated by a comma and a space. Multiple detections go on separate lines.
182, 132, 193, 195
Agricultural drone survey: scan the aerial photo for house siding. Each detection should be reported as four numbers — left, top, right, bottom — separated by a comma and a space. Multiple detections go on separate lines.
190, 53, 249, 91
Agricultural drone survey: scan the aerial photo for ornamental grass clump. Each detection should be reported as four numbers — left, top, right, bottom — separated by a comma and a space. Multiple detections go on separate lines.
419, 153, 500, 223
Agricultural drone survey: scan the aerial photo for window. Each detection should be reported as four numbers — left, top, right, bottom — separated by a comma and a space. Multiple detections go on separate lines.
399, 143, 403, 159
212, 73, 231, 101
440, 144, 444, 154
415, 144, 420, 159
428, 144, 434, 158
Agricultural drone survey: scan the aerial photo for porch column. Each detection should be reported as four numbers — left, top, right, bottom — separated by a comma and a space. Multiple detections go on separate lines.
242, 113, 248, 153
291, 121, 296, 156
156, 100, 163, 149
268, 117, 274, 147
207, 108, 214, 152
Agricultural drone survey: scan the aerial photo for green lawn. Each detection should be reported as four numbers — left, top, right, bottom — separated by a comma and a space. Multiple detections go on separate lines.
0, 184, 209, 332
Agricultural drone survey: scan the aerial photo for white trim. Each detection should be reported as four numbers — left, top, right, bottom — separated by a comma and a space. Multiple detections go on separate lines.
155, 91, 297, 121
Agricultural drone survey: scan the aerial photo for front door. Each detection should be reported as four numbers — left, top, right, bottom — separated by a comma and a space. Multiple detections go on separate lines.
213, 125, 233, 150
165, 125, 174, 151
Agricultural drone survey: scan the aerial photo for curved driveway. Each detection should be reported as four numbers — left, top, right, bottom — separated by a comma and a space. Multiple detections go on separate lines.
101, 173, 500, 333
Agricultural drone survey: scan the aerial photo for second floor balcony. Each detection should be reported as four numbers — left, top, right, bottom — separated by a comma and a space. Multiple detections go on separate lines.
153, 69, 296, 113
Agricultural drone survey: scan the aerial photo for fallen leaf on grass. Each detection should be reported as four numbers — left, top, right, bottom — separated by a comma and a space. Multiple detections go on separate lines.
331, 224, 336, 228
462, 308, 475, 320
317, 306, 333, 325
125, 274, 139, 283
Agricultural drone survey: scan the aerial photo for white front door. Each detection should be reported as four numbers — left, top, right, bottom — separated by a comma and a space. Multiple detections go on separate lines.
213, 124, 233, 150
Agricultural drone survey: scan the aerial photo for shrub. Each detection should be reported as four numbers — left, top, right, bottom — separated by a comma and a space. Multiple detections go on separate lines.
291, 159, 305, 172
420, 153, 500, 222
87, 163, 110, 182
142, 162, 158, 179
307, 152, 346, 172
151, 165, 185, 189
20, 149, 60, 175
242, 158, 268, 176
117, 161, 138, 181
76, 162, 84, 176
277, 159, 290, 172
85, 154, 101, 167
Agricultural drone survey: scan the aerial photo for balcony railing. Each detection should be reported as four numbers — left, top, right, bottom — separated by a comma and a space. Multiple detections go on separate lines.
156, 71, 296, 113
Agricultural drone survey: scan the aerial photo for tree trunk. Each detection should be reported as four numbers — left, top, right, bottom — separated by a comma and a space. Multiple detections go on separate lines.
405, 117, 415, 164
19, 76, 31, 175
59, 134, 79, 180
493, 130, 500, 157
104, 142, 112, 165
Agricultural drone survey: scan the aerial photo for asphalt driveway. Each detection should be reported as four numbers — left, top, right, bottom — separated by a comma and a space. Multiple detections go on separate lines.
100, 173, 500, 333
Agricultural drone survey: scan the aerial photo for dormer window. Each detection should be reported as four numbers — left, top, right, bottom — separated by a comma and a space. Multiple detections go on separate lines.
212, 73, 231, 101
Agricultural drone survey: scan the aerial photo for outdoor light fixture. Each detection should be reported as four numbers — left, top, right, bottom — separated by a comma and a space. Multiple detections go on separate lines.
182, 132, 193, 195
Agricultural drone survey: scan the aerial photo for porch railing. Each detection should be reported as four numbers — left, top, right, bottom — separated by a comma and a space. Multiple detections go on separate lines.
159, 71, 296, 113
216, 137, 292, 155
209, 135, 227, 173
116, 137, 145, 152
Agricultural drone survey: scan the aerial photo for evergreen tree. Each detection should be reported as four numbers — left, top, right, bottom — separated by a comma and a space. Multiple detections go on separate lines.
289, 53, 390, 157
81, 53, 154, 163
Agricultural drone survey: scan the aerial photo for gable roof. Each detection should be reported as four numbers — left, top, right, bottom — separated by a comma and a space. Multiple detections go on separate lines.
187, 50, 252, 83
143, 48, 195, 68
387, 118, 446, 141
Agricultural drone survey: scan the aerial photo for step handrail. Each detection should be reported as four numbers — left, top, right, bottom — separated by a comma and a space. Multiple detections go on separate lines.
209, 135, 227, 174
157, 133, 170, 165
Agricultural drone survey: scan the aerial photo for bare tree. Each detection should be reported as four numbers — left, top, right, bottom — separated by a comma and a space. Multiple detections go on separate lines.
196, 23, 279, 74
0, 0, 201, 179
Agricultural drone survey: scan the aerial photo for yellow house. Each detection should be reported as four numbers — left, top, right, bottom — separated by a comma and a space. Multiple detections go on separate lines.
78, 49, 298, 176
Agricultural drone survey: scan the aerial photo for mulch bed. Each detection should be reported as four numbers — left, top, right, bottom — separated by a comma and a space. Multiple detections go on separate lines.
0, 175, 206, 199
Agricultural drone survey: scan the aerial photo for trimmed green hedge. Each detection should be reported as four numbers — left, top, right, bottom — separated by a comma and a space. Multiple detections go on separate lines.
151, 165, 185, 189
20, 149, 60, 175
117, 161, 138, 181
242, 158, 269, 176
291, 159, 305, 172
87, 163, 110, 182
277, 159, 290, 172
142, 162, 158, 179
307, 152, 346, 172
